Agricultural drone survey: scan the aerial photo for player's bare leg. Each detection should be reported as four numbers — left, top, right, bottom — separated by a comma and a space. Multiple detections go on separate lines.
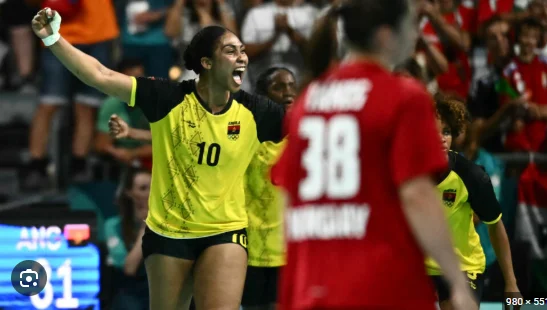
193, 244, 247, 310
180, 268, 195, 310
145, 254, 194, 310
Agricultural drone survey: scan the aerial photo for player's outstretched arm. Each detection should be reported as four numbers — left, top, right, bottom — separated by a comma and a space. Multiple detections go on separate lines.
399, 176, 478, 310
109, 115, 152, 142
32, 8, 133, 103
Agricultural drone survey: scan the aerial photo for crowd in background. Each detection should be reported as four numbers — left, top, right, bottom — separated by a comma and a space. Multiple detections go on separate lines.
1, 0, 547, 308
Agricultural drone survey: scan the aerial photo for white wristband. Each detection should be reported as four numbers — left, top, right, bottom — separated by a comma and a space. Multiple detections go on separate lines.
43, 33, 61, 47
41, 8, 62, 47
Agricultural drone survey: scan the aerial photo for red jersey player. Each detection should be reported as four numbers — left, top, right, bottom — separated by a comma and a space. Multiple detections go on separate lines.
272, 0, 478, 309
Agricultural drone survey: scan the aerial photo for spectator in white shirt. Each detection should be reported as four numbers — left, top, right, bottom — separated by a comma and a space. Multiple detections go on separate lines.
241, 0, 319, 92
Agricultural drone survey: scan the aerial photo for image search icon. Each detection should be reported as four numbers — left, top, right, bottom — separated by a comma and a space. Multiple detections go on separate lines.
11, 260, 47, 296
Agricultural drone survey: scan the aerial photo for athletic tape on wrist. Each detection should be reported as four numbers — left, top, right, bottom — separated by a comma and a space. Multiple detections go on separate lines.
42, 9, 62, 47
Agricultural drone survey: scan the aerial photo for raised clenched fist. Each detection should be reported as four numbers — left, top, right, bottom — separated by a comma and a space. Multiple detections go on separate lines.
109, 114, 130, 139
31, 8, 59, 39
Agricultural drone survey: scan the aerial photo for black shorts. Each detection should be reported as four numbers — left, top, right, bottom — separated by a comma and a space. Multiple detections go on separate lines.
141, 227, 248, 261
241, 266, 280, 307
430, 271, 484, 304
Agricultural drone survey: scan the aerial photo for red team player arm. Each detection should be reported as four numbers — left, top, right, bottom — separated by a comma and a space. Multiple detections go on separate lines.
391, 85, 470, 293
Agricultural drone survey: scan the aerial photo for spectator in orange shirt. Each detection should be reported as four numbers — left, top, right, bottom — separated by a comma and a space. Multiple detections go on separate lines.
22, 0, 119, 190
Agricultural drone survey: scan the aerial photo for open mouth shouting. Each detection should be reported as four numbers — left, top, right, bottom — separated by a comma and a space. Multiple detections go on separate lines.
233, 67, 246, 85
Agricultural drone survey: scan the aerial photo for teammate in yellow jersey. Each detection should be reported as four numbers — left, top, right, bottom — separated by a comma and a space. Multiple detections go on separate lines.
110, 67, 297, 310
429, 95, 521, 309
242, 67, 296, 310
32, 9, 285, 310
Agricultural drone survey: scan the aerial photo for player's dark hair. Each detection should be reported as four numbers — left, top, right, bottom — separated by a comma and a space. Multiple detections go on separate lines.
116, 58, 144, 73
183, 25, 228, 74
255, 67, 295, 96
306, 0, 410, 80
515, 17, 544, 43
434, 93, 470, 139
116, 166, 151, 250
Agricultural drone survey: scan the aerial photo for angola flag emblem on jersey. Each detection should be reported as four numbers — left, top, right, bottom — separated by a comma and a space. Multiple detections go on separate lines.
442, 189, 457, 207
227, 121, 241, 140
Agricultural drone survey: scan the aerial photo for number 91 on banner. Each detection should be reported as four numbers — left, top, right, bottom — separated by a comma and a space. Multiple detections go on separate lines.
0, 224, 100, 309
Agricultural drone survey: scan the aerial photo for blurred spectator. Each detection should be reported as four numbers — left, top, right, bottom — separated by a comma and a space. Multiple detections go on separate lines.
500, 17, 547, 152
419, 0, 473, 99
235, 0, 263, 25
394, 57, 430, 86
478, 0, 534, 27
105, 166, 150, 310
164, 0, 238, 81
122, 0, 174, 78
528, 0, 547, 55
467, 16, 516, 158
415, 34, 450, 92
528, 0, 547, 27
0, 0, 38, 93
94, 59, 151, 166
317, 0, 346, 61
22, 0, 119, 190
241, 0, 319, 92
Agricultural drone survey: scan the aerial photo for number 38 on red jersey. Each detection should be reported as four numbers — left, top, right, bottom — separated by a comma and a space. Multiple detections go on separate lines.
284, 79, 373, 242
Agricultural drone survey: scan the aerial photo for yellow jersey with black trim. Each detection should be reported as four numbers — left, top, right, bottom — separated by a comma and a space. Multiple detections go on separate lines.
426, 151, 502, 275
245, 139, 287, 267
128, 77, 285, 238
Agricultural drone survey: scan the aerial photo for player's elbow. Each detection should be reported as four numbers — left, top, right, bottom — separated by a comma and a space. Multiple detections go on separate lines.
399, 176, 440, 212
84, 61, 117, 96
89, 66, 113, 89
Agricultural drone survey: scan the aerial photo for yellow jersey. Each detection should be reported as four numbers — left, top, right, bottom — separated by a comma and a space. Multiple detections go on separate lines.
245, 139, 287, 267
426, 151, 502, 275
129, 77, 285, 238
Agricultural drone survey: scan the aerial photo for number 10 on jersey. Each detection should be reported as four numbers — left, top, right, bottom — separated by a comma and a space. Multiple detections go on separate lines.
197, 142, 221, 166
298, 115, 361, 201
